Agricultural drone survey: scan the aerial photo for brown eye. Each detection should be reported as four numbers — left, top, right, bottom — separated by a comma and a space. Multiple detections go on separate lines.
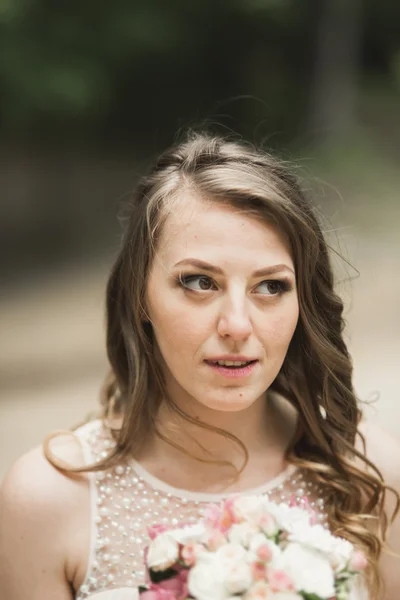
179, 274, 216, 291
198, 276, 212, 290
265, 281, 281, 294
255, 280, 287, 295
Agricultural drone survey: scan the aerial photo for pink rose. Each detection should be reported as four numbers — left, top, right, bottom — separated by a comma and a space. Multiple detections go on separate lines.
203, 503, 224, 530
206, 530, 227, 551
223, 496, 240, 524
203, 499, 235, 534
268, 569, 295, 593
252, 561, 267, 581
140, 589, 176, 600
141, 571, 189, 600
256, 544, 273, 563
176, 569, 189, 598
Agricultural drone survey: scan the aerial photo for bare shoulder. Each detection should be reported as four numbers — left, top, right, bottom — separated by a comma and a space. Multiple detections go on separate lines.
2, 439, 87, 513
0, 435, 90, 599
0, 431, 90, 523
358, 420, 400, 599
358, 419, 400, 487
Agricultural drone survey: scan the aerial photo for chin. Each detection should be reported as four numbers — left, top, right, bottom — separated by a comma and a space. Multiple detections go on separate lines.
196, 392, 259, 413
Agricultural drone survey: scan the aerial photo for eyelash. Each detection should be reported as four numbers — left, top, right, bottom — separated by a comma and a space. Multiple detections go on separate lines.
177, 274, 292, 296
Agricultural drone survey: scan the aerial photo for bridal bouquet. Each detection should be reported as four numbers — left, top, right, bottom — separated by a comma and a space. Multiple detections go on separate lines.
139, 495, 367, 600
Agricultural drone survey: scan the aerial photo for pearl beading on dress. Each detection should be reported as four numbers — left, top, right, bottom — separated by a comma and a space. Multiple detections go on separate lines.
75, 420, 328, 599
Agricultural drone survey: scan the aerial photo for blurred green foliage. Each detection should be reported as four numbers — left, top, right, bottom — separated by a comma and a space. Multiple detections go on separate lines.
0, 1, 321, 143
0, 0, 398, 147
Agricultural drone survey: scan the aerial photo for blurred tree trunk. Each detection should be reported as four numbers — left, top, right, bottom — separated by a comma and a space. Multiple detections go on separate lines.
308, 0, 364, 142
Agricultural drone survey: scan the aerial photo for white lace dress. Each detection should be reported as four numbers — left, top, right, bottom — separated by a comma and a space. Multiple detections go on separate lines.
74, 420, 368, 600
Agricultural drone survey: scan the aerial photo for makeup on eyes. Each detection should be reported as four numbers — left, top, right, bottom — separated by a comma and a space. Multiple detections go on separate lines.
174, 272, 294, 296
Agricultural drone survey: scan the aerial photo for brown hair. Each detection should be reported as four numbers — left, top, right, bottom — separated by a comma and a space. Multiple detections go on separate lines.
46, 130, 398, 596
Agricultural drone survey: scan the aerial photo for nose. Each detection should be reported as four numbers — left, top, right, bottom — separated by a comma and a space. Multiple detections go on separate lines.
216, 295, 253, 341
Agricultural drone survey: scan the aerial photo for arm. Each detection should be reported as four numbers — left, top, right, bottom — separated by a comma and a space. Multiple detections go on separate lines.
359, 421, 400, 600
0, 444, 90, 599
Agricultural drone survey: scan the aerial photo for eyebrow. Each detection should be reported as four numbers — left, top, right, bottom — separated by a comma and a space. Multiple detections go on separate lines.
173, 258, 295, 277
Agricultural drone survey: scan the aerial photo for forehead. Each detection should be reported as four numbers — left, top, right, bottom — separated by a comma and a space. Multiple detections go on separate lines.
155, 194, 293, 269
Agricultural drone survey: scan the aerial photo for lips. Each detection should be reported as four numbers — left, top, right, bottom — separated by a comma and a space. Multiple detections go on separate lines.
205, 356, 258, 362
204, 360, 258, 378
205, 359, 257, 367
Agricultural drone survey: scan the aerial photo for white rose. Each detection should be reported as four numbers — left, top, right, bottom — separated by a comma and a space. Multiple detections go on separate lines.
329, 534, 354, 571
246, 583, 302, 600
188, 554, 227, 600
146, 533, 179, 572
228, 522, 259, 548
168, 523, 207, 545
272, 542, 335, 599
212, 543, 253, 596
225, 562, 253, 595
231, 496, 267, 523
289, 523, 353, 571
265, 502, 311, 532
216, 542, 249, 568
245, 581, 270, 600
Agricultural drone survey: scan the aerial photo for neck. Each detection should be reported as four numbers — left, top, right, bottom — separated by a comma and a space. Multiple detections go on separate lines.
136, 390, 296, 490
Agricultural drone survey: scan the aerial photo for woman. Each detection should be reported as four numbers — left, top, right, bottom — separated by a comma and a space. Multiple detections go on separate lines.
0, 131, 399, 600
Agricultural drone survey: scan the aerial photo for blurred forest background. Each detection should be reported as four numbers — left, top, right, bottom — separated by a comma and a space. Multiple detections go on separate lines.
1, 0, 399, 478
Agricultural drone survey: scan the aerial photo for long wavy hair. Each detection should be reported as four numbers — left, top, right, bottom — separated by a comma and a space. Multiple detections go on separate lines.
46, 130, 398, 596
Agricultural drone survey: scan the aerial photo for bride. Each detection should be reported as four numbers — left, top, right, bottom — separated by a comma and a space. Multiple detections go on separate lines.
1, 131, 399, 599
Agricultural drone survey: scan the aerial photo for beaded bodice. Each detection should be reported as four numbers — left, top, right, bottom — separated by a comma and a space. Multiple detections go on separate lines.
74, 419, 329, 600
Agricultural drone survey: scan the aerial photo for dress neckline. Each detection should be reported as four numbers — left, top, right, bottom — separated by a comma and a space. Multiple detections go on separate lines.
131, 458, 298, 502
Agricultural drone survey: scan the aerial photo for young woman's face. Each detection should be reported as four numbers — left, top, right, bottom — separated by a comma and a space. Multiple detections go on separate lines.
146, 195, 299, 413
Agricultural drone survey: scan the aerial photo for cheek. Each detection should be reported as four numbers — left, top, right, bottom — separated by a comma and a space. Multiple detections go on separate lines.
259, 305, 299, 349
152, 303, 212, 359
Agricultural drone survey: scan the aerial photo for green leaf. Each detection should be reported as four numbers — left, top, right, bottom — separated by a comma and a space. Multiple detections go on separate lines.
149, 567, 178, 584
